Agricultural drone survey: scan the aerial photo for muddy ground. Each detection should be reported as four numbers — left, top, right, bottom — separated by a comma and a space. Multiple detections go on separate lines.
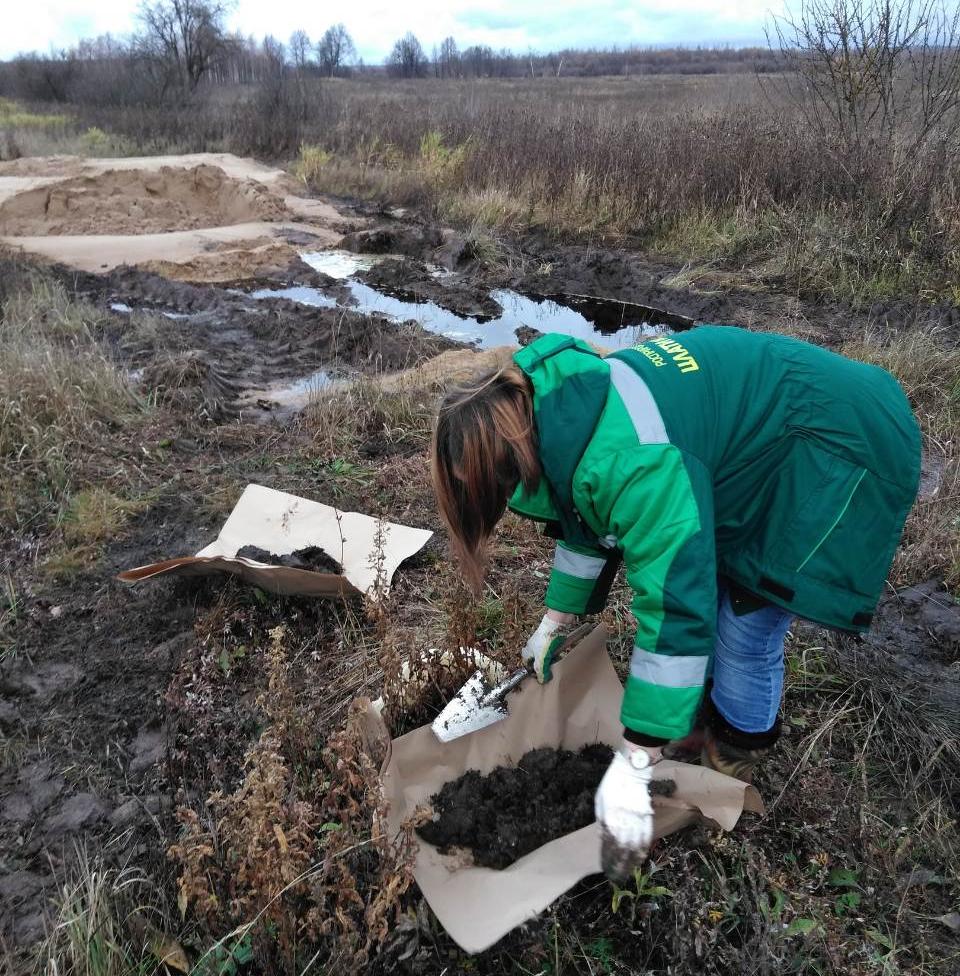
43, 209, 960, 426
2, 157, 959, 973
61, 261, 458, 420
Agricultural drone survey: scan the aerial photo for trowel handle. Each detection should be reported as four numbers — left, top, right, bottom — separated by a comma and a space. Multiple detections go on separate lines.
480, 666, 531, 706
540, 621, 596, 682
481, 622, 596, 705
554, 622, 596, 662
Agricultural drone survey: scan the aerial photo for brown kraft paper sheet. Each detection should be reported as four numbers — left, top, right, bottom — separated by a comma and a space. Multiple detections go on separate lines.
380, 624, 763, 954
117, 483, 433, 599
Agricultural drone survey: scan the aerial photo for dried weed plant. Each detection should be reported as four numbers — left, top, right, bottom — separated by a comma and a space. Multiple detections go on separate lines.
169, 627, 420, 971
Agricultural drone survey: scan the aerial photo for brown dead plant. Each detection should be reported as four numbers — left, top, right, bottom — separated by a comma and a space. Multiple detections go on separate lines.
169, 628, 419, 971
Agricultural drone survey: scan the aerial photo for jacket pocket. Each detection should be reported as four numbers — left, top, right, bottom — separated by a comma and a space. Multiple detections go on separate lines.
766, 439, 868, 588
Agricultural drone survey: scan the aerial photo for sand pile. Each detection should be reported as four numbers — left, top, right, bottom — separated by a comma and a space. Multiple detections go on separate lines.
0, 164, 290, 236
376, 346, 517, 392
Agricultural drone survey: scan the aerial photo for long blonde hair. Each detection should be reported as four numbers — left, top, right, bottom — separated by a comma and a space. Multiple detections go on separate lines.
431, 365, 541, 591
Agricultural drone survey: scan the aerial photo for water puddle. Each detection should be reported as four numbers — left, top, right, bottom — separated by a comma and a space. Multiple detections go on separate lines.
239, 369, 335, 412
249, 276, 685, 350
249, 286, 337, 308
301, 250, 381, 279
275, 369, 333, 399
111, 301, 190, 321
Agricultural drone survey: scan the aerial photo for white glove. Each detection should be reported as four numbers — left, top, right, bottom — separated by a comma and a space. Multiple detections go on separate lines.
595, 742, 655, 882
521, 614, 571, 683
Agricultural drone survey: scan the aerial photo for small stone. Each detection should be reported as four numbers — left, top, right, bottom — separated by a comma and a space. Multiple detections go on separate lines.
1, 794, 33, 823
0, 870, 46, 902
130, 726, 166, 773
110, 798, 140, 829
45, 793, 107, 834
49, 606, 64, 619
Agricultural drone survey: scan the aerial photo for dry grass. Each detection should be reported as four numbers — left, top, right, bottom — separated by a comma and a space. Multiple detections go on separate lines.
0, 264, 148, 529
271, 79, 960, 306
61, 489, 153, 547
304, 373, 435, 457
7, 70, 959, 304
0, 99, 136, 160
34, 846, 175, 976
842, 329, 960, 589
41, 487, 155, 578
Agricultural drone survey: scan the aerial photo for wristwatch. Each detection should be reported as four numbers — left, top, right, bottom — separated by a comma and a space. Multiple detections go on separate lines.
622, 744, 651, 771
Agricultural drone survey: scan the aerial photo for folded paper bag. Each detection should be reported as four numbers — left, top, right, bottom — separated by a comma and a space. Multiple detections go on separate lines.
117, 484, 432, 599
376, 624, 763, 954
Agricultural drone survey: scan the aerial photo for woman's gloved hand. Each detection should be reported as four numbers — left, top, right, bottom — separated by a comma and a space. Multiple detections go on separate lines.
521, 611, 576, 682
595, 741, 655, 882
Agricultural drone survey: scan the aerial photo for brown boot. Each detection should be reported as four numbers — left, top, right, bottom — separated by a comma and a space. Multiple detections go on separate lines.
701, 727, 773, 783
662, 727, 706, 764
700, 698, 780, 784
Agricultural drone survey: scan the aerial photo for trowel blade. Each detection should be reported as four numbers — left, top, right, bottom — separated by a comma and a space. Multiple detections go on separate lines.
431, 669, 519, 743
431, 624, 595, 743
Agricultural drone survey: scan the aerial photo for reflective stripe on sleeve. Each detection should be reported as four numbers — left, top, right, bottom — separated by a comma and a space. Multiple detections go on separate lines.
553, 546, 607, 579
607, 358, 669, 444
629, 646, 709, 687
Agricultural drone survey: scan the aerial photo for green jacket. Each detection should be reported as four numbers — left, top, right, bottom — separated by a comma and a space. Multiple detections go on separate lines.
508, 329, 920, 741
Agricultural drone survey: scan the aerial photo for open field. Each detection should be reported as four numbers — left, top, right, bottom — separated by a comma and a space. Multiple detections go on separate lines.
1, 58, 959, 976
5, 65, 957, 308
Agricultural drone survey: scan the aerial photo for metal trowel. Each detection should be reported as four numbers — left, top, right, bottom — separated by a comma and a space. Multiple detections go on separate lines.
432, 623, 593, 742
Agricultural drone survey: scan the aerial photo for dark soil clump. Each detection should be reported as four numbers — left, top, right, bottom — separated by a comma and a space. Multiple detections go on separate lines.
418, 744, 613, 868
650, 777, 677, 797
235, 544, 342, 574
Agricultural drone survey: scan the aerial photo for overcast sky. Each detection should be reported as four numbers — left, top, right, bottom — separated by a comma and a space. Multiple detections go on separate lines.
2, 0, 784, 62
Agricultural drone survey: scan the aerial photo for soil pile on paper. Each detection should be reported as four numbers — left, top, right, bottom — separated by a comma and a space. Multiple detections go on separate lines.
418, 745, 614, 868
235, 545, 342, 574
0, 164, 289, 236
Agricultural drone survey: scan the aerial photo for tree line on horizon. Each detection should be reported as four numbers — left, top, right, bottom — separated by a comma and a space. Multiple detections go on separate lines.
0, 0, 784, 106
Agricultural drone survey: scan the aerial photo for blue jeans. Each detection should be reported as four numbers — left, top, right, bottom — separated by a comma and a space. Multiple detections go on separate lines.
710, 585, 794, 734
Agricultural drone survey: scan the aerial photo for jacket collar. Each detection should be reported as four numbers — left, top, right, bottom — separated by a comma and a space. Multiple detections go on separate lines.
510, 334, 608, 547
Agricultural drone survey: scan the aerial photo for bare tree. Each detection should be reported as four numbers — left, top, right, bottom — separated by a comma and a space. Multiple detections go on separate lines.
135, 0, 234, 100
262, 34, 286, 69
288, 29, 312, 73
317, 23, 356, 77
388, 32, 428, 78
461, 44, 495, 78
769, 0, 960, 216
438, 36, 460, 78
11, 51, 77, 102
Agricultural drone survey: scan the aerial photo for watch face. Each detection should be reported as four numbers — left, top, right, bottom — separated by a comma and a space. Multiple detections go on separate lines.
626, 747, 650, 770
